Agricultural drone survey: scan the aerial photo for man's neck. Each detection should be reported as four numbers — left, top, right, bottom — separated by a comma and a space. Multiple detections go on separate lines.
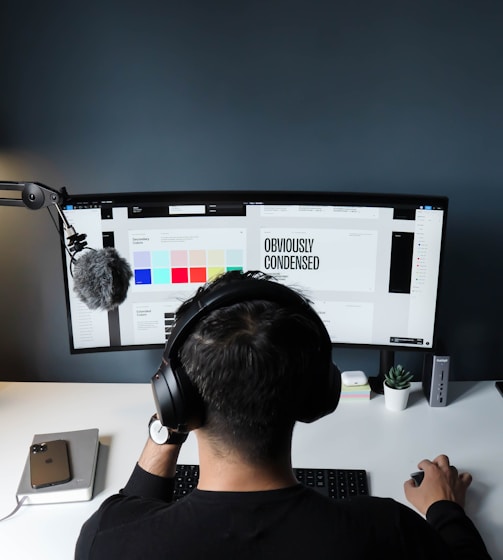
195, 434, 298, 492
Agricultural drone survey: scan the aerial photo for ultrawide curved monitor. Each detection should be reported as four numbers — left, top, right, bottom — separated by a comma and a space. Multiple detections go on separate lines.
61, 190, 448, 354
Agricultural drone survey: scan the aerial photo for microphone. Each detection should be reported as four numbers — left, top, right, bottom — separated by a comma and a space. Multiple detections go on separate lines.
72, 247, 133, 311
57, 203, 132, 311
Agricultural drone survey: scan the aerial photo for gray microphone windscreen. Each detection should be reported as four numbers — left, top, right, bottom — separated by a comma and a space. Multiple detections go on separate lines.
72, 248, 133, 311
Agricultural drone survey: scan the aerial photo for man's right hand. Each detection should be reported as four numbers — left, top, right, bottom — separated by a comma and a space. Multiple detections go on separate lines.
404, 454, 472, 516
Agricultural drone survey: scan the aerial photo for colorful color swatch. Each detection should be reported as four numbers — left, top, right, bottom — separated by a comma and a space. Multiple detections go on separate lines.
133, 249, 244, 286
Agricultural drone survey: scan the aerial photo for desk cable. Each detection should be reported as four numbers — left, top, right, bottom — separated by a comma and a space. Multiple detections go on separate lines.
0, 496, 27, 522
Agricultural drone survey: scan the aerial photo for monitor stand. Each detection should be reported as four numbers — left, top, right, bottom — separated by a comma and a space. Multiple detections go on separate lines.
368, 350, 394, 394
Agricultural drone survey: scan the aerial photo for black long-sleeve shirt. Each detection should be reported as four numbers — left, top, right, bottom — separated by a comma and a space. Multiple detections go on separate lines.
75, 464, 491, 559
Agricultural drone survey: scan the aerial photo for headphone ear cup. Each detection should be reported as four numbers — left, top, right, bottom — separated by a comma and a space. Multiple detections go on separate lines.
151, 361, 205, 432
296, 361, 341, 423
329, 362, 342, 411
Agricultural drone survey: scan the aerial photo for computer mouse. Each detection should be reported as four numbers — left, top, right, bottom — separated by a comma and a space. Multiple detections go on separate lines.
410, 471, 425, 486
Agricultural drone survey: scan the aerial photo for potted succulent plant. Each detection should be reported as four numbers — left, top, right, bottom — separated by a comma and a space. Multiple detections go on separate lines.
383, 365, 414, 411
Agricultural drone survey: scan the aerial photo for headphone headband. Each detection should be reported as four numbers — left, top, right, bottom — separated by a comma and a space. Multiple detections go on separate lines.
163, 278, 327, 362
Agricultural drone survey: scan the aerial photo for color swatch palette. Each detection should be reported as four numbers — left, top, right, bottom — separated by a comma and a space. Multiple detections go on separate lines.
133, 249, 244, 285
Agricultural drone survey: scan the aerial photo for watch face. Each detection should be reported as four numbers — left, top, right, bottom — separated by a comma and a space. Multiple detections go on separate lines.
149, 418, 169, 444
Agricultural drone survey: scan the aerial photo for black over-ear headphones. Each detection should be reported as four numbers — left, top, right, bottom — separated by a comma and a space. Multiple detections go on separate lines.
151, 278, 341, 432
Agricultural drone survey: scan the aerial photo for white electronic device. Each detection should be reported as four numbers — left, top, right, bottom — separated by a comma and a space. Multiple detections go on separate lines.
16, 428, 99, 505
341, 370, 368, 387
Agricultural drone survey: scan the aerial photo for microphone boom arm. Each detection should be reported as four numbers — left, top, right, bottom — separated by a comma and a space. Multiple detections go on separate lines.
0, 181, 62, 209
0, 181, 87, 254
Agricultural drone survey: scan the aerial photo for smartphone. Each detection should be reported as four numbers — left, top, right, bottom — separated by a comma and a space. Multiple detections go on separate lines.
30, 440, 71, 489
496, 381, 503, 398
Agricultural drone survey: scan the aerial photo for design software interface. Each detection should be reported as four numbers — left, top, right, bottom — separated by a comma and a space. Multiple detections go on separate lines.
62, 192, 447, 353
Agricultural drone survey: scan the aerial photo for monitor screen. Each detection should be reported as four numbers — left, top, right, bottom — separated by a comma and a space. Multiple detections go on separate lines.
61, 191, 448, 354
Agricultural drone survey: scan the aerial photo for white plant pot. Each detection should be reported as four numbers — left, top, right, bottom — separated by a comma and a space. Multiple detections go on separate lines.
384, 383, 411, 411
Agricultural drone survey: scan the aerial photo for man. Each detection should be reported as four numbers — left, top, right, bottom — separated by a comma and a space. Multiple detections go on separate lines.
76, 270, 490, 559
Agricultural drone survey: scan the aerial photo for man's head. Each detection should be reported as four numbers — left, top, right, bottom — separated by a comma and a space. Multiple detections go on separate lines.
152, 270, 340, 464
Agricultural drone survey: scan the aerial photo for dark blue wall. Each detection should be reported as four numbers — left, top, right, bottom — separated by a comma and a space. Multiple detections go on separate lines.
1, 1, 502, 382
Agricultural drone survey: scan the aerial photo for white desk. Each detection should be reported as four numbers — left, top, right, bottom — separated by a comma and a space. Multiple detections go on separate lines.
0, 381, 501, 559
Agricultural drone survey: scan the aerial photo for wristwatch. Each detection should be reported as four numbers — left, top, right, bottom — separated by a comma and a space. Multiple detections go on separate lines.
148, 414, 188, 445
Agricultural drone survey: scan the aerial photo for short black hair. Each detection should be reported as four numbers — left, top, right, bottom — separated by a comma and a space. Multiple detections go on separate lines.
177, 270, 326, 464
